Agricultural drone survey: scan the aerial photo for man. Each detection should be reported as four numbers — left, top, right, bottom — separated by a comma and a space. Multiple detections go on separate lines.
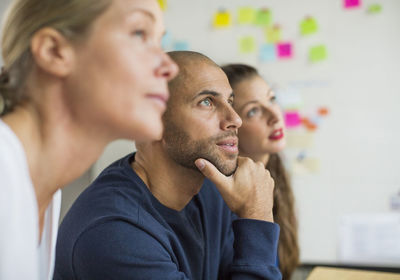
54, 51, 281, 279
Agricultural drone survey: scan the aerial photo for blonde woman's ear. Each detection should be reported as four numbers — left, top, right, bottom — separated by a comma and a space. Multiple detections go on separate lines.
30, 28, 75, 77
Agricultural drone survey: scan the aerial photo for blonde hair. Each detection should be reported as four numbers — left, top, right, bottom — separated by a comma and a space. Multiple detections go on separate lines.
0, 0, 111, 115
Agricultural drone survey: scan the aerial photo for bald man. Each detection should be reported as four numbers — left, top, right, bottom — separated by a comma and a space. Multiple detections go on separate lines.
54, 51, 282, 280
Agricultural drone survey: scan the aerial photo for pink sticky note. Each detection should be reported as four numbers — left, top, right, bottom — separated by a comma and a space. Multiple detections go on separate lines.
344, 0, 361, 9
277, 42, 292, 59
285, 111, 301, 128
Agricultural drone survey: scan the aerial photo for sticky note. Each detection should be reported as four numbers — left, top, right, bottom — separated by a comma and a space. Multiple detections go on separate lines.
344, 0, 361, 9
275, 88, 303, 110
213, 10, 232, 28
266, 26, 281, 43
318, 107, 329, 116
239, 36, 256, 54
292, 157, 320, 174
259, 44, 276, 62
161, 32, 172, 50
237, 7, 256, 24
300, 17, 318, 36
277, 42, 293, 59
368, 4, 382, 14
301, 118, 319, 131
284, 111, 301, 128
254, 8, 272, 26
173, 41, 189, 51
157, 0, 167, 11
302, 117, 318, 131
286, 131, 314, 148
309, 45, 327, 62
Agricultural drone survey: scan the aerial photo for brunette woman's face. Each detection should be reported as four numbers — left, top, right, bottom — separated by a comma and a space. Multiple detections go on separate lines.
67, 0, 178, 142
233, 75, 286, 159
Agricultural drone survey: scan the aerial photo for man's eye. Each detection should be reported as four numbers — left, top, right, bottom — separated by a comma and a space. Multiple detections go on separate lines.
199, 98, 212, 107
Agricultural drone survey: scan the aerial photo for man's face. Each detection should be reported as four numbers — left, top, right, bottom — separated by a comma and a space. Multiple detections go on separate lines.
163, 62, 242, 176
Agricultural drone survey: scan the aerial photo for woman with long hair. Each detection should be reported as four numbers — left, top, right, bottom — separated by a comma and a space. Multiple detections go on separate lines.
222, 64, 299, 279
0, 0, 178, 279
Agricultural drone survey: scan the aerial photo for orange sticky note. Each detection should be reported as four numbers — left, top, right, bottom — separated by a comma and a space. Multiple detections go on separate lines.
318, 107, 329, 116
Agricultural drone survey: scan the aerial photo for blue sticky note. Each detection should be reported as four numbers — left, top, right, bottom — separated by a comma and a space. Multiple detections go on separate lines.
173, 41, 189, 51
259, 44, 276, 62
161, 32, 172, 50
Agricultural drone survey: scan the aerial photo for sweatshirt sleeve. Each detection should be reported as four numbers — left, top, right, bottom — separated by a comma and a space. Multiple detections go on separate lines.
220, 218, 282, 280
68, 220, 190, 280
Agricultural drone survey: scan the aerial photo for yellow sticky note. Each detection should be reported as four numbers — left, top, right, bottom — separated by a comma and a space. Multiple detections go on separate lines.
286, 132, 314, 149
238, 7, 256, 24
300, 17, 318, 35
239, 36, 256, 54
254, 9, 272, 26
309, 45, 327, 62
213, 10, 232, 28
292, 157, 320, 174
266, 26, 281, 43
157, 0, 167, 11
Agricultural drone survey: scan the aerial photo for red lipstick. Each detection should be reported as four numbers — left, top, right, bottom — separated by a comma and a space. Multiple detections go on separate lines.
269, 128, 284, 141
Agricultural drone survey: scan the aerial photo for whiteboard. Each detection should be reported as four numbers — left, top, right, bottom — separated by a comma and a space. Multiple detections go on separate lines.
162, 0, 400, 265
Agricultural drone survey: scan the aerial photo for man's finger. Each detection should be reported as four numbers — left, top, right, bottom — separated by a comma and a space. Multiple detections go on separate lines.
195, 158, 229, 190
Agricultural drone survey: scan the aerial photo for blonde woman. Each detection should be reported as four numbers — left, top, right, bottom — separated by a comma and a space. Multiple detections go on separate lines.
0, 0, 178, 279
222, 64, 299, 280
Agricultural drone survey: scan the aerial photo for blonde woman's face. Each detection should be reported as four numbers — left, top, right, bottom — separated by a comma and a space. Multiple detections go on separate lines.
67, 0, 178, 141
233, 75, 286, 159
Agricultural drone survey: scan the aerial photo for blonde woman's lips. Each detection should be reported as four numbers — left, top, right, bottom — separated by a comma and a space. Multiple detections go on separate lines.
146, 93, 169, 109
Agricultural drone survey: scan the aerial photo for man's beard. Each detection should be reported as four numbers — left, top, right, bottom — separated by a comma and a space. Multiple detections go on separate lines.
163, 121, 238, 176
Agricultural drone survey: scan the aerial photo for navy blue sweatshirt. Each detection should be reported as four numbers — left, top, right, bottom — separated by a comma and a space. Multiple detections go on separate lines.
54, 153, 281, 280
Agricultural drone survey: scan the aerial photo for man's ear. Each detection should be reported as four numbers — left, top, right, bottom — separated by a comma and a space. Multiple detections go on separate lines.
30, 27, 75, 77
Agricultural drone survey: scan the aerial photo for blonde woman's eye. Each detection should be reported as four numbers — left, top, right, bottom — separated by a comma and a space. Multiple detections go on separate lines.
247, 107, 259, 118
132, 29, 146, 39
270, 96, 277, 103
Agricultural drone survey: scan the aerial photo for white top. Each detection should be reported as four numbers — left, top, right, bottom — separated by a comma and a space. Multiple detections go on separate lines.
0, 120, 61, 280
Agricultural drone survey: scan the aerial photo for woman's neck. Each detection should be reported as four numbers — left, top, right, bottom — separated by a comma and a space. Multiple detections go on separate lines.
2, 102, 108, 237
240, 151, 271, 166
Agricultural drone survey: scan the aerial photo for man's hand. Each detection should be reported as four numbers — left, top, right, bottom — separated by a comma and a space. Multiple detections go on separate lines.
195, 156, 274, 222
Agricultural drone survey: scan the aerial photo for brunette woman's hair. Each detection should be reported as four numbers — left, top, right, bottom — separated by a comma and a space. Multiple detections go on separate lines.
222, 63, 300, 279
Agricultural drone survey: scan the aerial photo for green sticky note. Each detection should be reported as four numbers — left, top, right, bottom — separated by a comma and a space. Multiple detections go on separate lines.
239, 36, 256, 54
300, 17, 318, 36
238, 7, 256, 24
309, 45, 327, 62
368, 4, 382, 14
266, 26, 281, 43
254, 9, 272, 26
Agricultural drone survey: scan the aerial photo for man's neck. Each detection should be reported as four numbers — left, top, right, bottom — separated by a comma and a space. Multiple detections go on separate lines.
132, 144, 205, 211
